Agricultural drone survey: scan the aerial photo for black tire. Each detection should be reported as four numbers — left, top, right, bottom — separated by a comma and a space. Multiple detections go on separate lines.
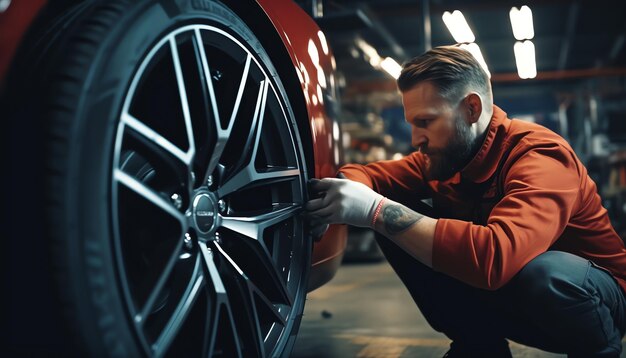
6, 0, 311, 357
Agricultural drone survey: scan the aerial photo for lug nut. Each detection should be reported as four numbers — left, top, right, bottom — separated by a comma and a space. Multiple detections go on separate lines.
170, 193, 182, 209
207, 175, 214, 188
211, 69, 223, 81
184, 233, 193, 249
218, 199, 226, 213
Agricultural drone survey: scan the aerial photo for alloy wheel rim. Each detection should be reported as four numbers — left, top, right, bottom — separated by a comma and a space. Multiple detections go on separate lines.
110, 24, 306, 357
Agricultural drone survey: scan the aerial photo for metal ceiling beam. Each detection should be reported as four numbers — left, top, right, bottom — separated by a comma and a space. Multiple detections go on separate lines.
492, 67, 626, 82
369, 0, 575, 17
343, 67, 626, 95
557, 1, 580, 71
358, 4, 408, 60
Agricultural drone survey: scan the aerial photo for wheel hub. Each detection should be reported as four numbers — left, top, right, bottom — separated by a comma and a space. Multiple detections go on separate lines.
191, 192, 219, 236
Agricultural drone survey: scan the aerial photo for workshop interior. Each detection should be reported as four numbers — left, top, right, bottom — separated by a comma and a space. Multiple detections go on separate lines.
2, 0, 625, 357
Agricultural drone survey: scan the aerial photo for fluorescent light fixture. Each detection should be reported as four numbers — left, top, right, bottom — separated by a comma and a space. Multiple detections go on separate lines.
350, 47, 360, 59
380, 57, 402, 79
442, 10, 475, 43
369, 56, 382, 68
355, 38, 379, 61
355, 38, 382, 67
513, 40, 537, 79
509, 6, 534, 40
459, 43, 491, 78
355, 39, 403, 79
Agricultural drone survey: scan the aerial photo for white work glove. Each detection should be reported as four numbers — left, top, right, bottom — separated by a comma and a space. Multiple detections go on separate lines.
305, 178, 385, 228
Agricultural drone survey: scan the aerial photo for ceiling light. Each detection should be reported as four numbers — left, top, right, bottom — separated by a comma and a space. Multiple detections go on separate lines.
513, 40, 537, 79
380, 57, 402, 79
355, 38, 403, 79
442, 10, 475, 43
355, 38, 383, 70
509, 6, 534, 40
350, 47, 360, 59
355, 38, 379, 61
459, 43, 491, 78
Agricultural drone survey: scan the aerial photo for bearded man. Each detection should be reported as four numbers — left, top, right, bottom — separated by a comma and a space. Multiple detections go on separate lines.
305, 46, 626, 357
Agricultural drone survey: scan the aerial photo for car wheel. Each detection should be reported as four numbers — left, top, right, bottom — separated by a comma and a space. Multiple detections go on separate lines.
16, 0, 311, 356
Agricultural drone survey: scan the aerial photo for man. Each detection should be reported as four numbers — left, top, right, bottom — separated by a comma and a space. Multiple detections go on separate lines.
305, 46, 626, 357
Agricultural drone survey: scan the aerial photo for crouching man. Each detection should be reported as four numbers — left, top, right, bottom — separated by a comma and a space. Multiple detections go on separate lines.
306, 46, 626, 357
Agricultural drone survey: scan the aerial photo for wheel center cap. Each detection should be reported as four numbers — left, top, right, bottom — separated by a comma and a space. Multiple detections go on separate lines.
192, 193, 217, 234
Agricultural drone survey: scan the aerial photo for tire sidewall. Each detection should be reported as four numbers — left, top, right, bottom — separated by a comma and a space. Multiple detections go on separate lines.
62, 0, 309, 356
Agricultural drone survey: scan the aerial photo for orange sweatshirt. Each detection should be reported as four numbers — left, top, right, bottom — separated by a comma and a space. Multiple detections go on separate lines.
340, 105, 626, 291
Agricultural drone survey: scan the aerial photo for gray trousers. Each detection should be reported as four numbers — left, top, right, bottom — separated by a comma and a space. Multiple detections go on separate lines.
376, 236, 626, 357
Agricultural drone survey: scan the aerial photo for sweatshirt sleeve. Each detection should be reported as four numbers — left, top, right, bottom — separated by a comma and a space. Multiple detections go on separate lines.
337, 152, 430, 202
433, 142, 581, 290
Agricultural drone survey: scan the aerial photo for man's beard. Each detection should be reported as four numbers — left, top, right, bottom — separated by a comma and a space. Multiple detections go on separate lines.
424, 114, 481, 181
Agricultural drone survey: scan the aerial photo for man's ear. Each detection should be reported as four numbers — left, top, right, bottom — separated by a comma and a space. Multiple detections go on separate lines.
465, 93, 482, 124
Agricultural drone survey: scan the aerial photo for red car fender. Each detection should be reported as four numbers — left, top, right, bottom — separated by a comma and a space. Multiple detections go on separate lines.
255, 0, 347, 290
255, 0, 339, 179
0, 0, 47, 89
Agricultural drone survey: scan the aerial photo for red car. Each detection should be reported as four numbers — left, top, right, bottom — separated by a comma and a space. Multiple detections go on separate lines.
2, 0, 346, 356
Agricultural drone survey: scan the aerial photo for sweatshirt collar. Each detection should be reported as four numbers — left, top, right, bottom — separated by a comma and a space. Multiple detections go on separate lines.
459, 105, 510, 183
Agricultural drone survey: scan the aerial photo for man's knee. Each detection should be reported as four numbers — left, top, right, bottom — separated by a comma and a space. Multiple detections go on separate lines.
511, 251, 590, 307
507, 251, 624, 355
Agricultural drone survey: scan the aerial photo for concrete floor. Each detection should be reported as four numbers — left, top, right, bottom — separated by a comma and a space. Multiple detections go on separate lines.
292, 261, 626, 358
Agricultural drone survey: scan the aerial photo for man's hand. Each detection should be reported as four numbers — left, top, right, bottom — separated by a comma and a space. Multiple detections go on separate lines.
308, 222, 329, 242
305, 178, 384, 228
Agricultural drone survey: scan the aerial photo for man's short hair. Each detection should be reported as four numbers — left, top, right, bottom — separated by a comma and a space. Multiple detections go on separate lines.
397, 45, 492, 105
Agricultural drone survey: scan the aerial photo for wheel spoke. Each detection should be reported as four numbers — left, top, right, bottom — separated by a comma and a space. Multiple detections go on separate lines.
213, 241, 246, 278
198, 32, 254, 181
136, 239, 185, 324
213, 242, 290, 355
253, 288, 287, 327
218, 206, 299, 306
114, 168, 186, 225
151, 257, 204, 357
227, 77, 267, 173
169, 36, 196, 166
217, 167, 300, 198
199, 242, 227, 294
194, 28, 220, 134
215, 78, 300, 197
193, 29, 223, 181
199, 241, 244, 357
121, 113, 192, 166
214, 242, 265, 357
220, 204, 300, 241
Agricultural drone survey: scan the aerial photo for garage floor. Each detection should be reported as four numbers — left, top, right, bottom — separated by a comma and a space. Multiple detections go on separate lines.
292, 261, 626, 358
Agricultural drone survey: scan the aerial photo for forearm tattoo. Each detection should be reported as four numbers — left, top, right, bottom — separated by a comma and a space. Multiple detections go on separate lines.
383, 204, 423, 235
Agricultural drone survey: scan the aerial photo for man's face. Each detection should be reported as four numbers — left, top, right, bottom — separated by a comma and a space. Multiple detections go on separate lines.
401, 82, 477, 181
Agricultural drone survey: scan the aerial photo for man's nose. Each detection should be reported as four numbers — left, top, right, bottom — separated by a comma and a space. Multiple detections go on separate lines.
412, 128, 427, 150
